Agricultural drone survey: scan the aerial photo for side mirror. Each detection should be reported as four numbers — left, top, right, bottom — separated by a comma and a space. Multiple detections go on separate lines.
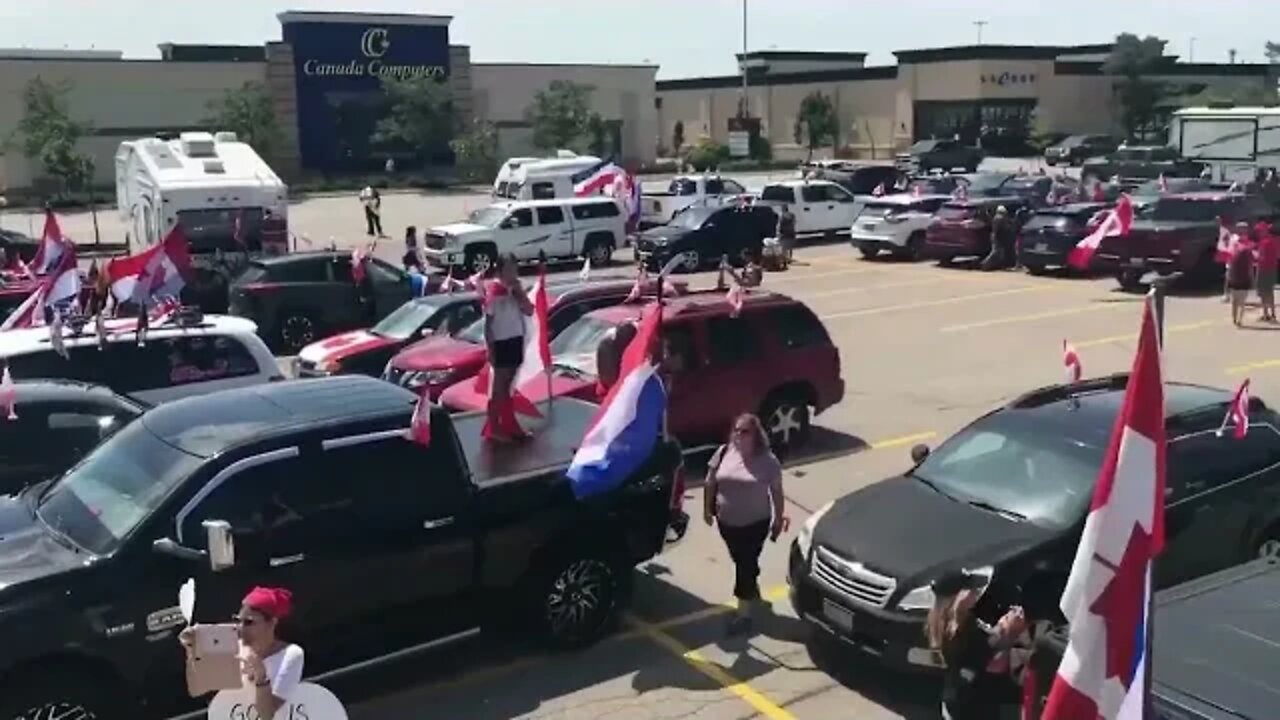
910, 444, 931, 464
203, 519, 236, 572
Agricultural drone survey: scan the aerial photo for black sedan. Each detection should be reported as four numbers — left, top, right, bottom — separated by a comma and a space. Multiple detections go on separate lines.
788, 374, 1280, 672
633, 204, 777, 272
1016, 201, 1112, 273
0, 379, 145, 496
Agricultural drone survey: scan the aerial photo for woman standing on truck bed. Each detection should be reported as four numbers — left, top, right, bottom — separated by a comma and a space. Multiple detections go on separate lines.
484, 253, 533, 441
703, 413, 785, 635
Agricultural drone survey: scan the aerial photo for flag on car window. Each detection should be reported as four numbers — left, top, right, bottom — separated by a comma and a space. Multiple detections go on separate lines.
1063, 340, 1082, 384
407, 392, 431, 447
0, 364, 17, 420
1042, 293, 1166, 720
106, 226, 192, 304
1067, 194, 1133, 271
1217, 379, 1250, 440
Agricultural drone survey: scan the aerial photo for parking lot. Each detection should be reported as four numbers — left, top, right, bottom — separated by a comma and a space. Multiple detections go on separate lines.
7, 171, 1277, 719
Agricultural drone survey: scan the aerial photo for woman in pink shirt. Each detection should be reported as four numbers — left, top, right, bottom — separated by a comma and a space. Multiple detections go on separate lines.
1255, 222, 1278, 322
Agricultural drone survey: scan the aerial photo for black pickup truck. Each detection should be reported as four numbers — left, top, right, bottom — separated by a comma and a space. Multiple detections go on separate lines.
0, 376, 687, 720
1080, 145, 1207, 183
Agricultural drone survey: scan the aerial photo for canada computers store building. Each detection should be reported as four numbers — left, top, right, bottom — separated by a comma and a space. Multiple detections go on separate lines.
0, 10, 659, 191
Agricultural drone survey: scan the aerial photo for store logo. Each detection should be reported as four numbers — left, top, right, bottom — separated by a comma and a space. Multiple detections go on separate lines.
361, 28, 390, 58
982, 72, 1037, 86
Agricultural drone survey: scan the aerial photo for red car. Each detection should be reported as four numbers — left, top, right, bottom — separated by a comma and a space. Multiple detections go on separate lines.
922, 196, 1031, 264
382, 275, 685, 400
438, 290, 845, 451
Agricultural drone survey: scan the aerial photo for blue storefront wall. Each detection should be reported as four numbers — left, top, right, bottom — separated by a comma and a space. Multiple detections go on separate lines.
281, 19, 452, 171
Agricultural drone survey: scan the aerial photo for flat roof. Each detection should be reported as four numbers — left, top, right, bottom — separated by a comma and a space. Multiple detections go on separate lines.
657, 65, 897, 91
277, 10, 451, 27
736, 50, 867, 61
894, 43, 1115, 63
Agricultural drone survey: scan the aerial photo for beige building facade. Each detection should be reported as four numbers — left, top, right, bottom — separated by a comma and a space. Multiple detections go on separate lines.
0, 11, 658, 194
657, 46, 1275, 160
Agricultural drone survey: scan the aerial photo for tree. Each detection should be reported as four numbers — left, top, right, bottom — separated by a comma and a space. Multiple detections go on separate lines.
372, 75, 455, 164
450, 119, 499, 178
526, 80, 602, 153
8, 77, 95, 196
1104, 34, 1170, 141
671, 121, 685, 156
204, 82, 283, 159
1266, 41, 1280, 63
792, 91, 839, 161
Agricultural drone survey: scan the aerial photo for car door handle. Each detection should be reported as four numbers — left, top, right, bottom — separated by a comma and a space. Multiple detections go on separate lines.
269, 554, 305, 567
424, 517, 455, 529
803, 207, 811, 212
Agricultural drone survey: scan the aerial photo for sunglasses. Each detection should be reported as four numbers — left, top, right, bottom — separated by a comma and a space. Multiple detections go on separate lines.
732, 427, 753, 436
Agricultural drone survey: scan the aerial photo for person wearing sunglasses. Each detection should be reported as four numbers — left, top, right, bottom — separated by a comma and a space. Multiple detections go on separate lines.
180, 586, 303, 717
703, 413, 785, 635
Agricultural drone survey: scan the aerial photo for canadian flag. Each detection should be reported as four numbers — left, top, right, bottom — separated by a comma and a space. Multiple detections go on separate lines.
626, 266, 649, 303
1217, 379, 1251, 440
1068, 194, 1133, 270
351, 246, 367, 285
0, 364, 17, 420
43, 240, 81, 309
1157, 173, 1168, 193
871, 183, 885, 197
30, 210, 71, 275
1215, 216, 1242, 264
106, 226, 192, 304
727, 282, 746, 318
952, 183, 969, 201
1063, 340, 1082, 383
0, 283, 46, 331
407, 392, 432, 446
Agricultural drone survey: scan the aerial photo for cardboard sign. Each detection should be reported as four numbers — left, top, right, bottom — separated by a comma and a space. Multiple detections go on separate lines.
207, 683, 347, 720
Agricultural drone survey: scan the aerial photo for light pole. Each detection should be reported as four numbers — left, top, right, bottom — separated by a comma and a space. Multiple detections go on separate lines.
1189, 37, 1197, 62
740, 0, 749, 116
974, 20, 988, 45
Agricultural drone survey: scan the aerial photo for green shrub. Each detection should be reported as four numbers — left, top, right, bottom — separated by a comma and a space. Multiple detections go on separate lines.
684, 139, 730, 171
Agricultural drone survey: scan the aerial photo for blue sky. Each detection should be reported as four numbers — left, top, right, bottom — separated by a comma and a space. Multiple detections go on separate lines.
0, 0, 1277, 78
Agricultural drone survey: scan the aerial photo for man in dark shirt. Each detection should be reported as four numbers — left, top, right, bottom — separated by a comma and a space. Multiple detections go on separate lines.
981, 206, 1015, 271
776, 205, 797, 266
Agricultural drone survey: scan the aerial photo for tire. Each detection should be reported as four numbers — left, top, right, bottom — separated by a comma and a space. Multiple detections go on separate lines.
1255, 526, 1280, 560
1116, 269, 1145, 292
465, 245, 498, 276
277, 310, 319, 353
903, 231, 926, 261
760, 390, 812, 453
584, 236, 614, 267
678, 250, 701, 272
857, 243, 879, 260
533, 553, 624, 650
0, 668, 129, 720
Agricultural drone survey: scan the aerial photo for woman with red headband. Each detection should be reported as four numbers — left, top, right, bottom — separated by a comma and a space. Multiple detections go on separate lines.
181, 586, 303, 717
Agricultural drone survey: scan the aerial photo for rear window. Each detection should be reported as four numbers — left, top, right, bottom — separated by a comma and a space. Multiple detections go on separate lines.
1139, 199, 1228, 222
669, 179, 698, 196
760, 185, 795, 203
160, 335, 261, 387
767, 305, 831, 349
267, 259, 328, 283
234, 263, 270, 285
1022, 214, 1074, 232
571, 201, 621, 220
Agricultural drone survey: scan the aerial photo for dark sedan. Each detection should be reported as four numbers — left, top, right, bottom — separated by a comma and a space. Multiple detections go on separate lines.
1043, 134, 1118, 167
1016, 202, 1112, 273
632, 204, 777, 272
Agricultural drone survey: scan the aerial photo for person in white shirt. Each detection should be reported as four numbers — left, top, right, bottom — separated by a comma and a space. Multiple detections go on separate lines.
180, 586, 304, 718
359, 185, 384, 238
484, 254, 534, 441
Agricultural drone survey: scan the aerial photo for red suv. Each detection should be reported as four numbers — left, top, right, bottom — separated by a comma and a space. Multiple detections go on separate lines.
382, 275, 685, 400
438, 290, 845, 451
923, 196, 1031, 264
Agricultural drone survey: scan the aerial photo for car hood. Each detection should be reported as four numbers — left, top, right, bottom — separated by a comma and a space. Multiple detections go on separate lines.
391, 334, 486, 372
639, 227, 692, 244
431, 222, 490, 236
297, 329, 395, 366
812, 476, 1051, 586
0, 495, 88, 591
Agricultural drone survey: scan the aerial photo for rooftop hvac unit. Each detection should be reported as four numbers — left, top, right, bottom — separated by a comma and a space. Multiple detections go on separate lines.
213, 131, 239, 143
180, 131, 217, 158
203, 160, 226, 174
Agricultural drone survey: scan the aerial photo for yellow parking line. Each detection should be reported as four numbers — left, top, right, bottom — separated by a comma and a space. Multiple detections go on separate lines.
871, 431, 937, 449
625, 615, 798, 720
630, 585, 792, 636
769, 265, 888, 284
941, 303, 1124, 333
1074, 320, 1222, 349
1227, 359, 1280, 375
821, 285, 1054, 320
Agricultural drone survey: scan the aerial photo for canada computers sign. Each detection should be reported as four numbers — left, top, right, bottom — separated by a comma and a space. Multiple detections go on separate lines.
280, 13, 452, 170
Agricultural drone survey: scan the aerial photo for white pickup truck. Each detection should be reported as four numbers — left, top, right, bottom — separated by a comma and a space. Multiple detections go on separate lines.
755, 180, 861, 235
640, 175, 750, 228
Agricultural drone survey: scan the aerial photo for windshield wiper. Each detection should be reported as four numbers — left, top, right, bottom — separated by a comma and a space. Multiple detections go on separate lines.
967, 500, 1027, 522
911, 474, 955, 501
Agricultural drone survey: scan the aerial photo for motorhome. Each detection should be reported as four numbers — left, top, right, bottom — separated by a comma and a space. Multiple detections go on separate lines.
115, 131, 289, 310
1168, 105, 1280, 182
492, 153, 603, 200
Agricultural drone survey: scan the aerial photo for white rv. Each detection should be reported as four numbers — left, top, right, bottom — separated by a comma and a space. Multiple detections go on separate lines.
1168, 106, 1280, 182
492, 153, 603, 200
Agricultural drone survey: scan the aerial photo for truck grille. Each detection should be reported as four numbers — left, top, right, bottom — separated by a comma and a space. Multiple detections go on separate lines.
811, 546, 897, 609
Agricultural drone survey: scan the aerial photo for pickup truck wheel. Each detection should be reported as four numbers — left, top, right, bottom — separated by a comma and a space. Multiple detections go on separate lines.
0, 670, 128, 720
537, 555, 621, 649
761, 392, 811, 452
585, 237, 614, 267
678, 250, 701, 272
466, 246, 498, 276
277, 311, 318, 353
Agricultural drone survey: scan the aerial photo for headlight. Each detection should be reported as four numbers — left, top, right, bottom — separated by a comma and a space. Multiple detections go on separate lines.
403, 369, 453, 390
898, 565, 995, 611
796, 500, 834, 559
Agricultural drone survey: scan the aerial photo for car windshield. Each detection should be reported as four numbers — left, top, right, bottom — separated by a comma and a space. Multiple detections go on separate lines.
1002, 177, 1047, 195
668, 178, 699, 196
966, 173, 1014, 195
1058, 136, 1087, 148
36, 420, 202, 555
913, 419, 1102, 528
909, 141, 939, 153
759, 185, 795, 203
550, 315, 622, 376
372, 297, 449, 340
470, 207, 508, 227
1137, 198, 1226, 222
670, 207, 717, 229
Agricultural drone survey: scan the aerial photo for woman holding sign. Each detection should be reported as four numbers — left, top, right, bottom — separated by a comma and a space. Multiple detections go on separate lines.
181, 586, 304, 718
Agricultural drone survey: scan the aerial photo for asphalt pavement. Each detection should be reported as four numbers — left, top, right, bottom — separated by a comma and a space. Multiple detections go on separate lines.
4, 157, 1268, 720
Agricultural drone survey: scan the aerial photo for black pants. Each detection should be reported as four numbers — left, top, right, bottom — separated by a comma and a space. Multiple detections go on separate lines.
718, 518, 770, 600
365, 207, 383, 236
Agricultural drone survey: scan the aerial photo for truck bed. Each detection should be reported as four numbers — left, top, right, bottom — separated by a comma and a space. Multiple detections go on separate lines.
452, 397, 597, 487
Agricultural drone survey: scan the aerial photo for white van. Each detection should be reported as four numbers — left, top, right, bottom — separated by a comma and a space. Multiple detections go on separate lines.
423, 197, 625, 274
493, 155, 604, 201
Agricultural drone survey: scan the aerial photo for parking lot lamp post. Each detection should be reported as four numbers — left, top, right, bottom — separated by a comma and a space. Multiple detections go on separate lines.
740, 0, 749, 113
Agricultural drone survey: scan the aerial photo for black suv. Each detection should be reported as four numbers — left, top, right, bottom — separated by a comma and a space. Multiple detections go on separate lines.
634, 205, 778, 271
896, 139, 983, 174
788, 374, 1280, 672
1043, 134, 1119, 167
0, 379, 145, 496
228, 251, 418, 353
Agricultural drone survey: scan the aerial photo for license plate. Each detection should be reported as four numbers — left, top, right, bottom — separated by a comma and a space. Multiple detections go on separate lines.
1034, 242, 1048, 252
1128, 258, 1145, 267
823, 600, 853, 632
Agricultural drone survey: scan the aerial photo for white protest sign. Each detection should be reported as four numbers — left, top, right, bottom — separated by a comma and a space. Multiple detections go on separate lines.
179, 578, 196, 625
208, 683, 347, 720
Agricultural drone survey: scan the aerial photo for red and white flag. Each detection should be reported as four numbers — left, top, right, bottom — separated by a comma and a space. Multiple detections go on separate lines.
1068, 194, 1133, 270
727, 282, 745, 318
579, 256, 592, 282
871, 183, 885, 197
1063, 340, 1082, 383
43, 240, 81, 310
952, 183, 969, 201
30, 210, 71, 275
106, 226, 192, 303
1215, 216, 1241, 264
407, 392, 432, 447
0, 283, 46, 332
0, 365, 17, 420
626, 266, 649, 303
912, 183, 923, 198
1042, 294, 1166, 720
351, 246, 367, 286
1157, 173, 1168, 193
1217, 379, 1251, 440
